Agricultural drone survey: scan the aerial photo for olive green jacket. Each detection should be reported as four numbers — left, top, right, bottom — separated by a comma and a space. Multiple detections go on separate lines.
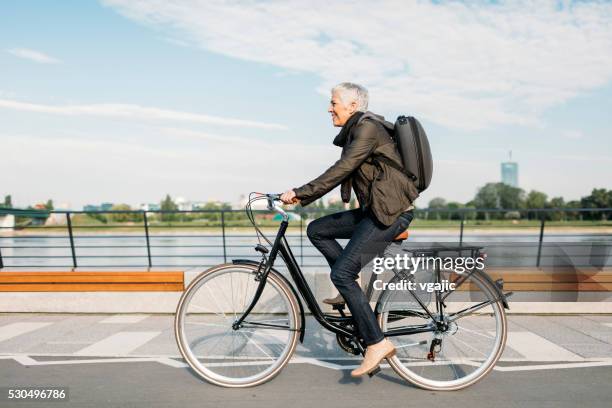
294, 111, 419, 226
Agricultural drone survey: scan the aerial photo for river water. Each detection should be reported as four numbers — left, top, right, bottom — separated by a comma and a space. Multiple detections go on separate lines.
1, 230, 610, 269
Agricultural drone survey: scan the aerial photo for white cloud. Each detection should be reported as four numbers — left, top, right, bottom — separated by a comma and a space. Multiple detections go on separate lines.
0, 131, 334, 209
7, 48, 62, 64
0, 98, 287, 130
102, 0, 612, 130
560, 129, 585, 139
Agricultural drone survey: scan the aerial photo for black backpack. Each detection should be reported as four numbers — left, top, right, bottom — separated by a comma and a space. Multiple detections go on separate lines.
393, 116, 433, 192
358, 112, 433, 192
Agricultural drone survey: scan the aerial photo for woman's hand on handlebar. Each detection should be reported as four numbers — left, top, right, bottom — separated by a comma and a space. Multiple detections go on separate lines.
280, 190, 300, 205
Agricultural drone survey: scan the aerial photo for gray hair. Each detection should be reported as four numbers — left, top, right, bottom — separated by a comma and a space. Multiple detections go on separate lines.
332, 82, 369, 112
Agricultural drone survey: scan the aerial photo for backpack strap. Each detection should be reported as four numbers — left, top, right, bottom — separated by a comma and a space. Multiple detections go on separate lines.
365, 120, 418, 182
373, 155, 418, 182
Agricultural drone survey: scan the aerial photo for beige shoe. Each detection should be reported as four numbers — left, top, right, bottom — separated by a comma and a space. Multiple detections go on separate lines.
322, 293, 345, 306
350, 339, 396, 377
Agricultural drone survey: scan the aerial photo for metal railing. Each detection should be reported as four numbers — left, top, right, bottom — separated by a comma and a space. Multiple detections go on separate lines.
0, 207, 610, 269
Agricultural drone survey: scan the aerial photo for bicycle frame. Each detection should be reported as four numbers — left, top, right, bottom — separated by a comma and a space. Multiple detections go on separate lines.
235, 214, 437, 342
235, 196, 511, 345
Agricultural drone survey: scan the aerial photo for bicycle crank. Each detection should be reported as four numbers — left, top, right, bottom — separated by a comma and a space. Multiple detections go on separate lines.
336, 333, 361, 355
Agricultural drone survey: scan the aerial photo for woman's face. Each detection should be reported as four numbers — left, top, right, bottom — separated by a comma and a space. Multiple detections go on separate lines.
328, 91, 357, 127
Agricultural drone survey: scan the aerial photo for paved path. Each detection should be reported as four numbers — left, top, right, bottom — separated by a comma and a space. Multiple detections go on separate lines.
1, 313, 612, 407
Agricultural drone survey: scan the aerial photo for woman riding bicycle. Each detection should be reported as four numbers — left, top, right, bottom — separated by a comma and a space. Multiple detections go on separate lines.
280, 82, 420, 377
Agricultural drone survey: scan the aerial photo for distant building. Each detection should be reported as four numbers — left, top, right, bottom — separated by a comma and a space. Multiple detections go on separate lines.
175, 197, 193, 211
501, 151, 518, 187
83, 203, 114, 212
140, 203, 161, 212
191, 201, 207, 210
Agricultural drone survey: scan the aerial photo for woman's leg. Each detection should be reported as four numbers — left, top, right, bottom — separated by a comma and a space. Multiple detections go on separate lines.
306, 208, 366, 267
330, 210, 414, 346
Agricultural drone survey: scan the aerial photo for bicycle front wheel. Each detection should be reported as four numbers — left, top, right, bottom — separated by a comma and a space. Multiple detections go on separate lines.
377, 269, 507, 391
175, 263, 301, 387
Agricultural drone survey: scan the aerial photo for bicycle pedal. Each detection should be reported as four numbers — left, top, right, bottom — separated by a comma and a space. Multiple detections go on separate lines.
368, 366, 381, 377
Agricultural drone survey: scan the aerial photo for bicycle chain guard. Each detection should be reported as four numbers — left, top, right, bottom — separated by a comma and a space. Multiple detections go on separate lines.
335, 322, 361, 356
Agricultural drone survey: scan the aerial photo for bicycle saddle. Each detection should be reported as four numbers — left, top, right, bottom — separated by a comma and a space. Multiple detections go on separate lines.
393, 230, 409, 242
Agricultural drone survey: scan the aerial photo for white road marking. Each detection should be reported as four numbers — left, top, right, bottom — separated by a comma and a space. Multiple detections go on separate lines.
495, 331, 583, 361
12, 355, 39, 365
0, 322, 52, 342
100, 315, 149, 324
156, 357, 188, 368
493, 360, 612, 372
602, 323, 612, 329
74, 332, 161, 356
4, 354, 612, 372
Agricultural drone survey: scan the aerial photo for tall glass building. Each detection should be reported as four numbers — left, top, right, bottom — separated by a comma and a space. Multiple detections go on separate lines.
501, 161, 518, 187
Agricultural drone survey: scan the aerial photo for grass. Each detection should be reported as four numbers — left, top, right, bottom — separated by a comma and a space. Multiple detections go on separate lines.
6, 218, 610, 235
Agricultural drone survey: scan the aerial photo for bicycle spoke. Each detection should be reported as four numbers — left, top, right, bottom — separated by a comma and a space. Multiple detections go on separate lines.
204, 285, 228, 321
460, 326, 496, 341
239, 332, 275, 361
379, 269, 506, 390
176, 266, 298, 387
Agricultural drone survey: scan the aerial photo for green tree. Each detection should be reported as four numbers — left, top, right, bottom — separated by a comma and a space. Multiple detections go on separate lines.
526, 190, 548, 208
2, 195, 12, 208
565, 199, 582, 221
109, 204, 142, 223
581, 188, 611, 220
160, 194, 178, 222
428, 197, 446, 220
548, 196, 566, 221
525, 190, 548, 220
472, 183, 525, 220
45, 199, 54, 210
446, 201, 464, 220
474, 183, 499, 209
195, 201, 232, 223
498, 184, 525, 210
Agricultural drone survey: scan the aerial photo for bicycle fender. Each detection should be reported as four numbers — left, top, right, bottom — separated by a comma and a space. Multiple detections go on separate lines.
232, 259, 306, 342
473, 269, 510, 310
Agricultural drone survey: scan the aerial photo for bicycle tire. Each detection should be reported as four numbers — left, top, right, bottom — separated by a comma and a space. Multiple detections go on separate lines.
175, 263, 301, 387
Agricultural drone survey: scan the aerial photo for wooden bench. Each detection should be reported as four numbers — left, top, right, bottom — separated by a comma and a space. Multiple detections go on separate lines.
478, 267, 612, 292
0, 271, 184, 292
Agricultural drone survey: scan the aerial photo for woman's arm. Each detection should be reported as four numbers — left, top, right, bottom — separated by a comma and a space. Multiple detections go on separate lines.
290, 121, 379, 206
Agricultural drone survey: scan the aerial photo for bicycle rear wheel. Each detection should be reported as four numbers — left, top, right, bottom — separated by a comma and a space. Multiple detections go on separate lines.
377, 268, 507, 391
175, 263, 301, 387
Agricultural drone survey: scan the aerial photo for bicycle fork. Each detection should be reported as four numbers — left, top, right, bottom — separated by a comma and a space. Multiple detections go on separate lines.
233, 221, 289, 329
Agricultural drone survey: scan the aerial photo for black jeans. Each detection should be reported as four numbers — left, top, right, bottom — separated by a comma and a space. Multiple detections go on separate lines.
307, 207, 414, 346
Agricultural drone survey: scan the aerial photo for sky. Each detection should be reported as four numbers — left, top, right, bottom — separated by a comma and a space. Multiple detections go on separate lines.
1, 0, 611, 210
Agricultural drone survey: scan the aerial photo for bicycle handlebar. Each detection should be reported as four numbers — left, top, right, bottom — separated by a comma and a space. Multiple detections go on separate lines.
253, 192, 289, 222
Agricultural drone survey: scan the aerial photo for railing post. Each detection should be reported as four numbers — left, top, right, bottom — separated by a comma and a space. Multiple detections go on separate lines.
459, 213, 465, 246
300, 216, 304, 266
143, 211, 152, 268
0, 245, 4, 269
536, 215, 545, 268
66, 212, 77, 269
221, 210, 227, 263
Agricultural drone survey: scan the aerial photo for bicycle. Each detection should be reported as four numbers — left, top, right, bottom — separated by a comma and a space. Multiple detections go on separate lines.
175, 192, 512, 389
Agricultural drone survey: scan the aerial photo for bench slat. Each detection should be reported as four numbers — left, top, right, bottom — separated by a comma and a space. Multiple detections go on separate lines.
0, 283, 184, 292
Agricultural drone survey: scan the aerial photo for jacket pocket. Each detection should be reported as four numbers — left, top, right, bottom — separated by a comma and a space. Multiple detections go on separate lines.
371, 168, 408, 215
